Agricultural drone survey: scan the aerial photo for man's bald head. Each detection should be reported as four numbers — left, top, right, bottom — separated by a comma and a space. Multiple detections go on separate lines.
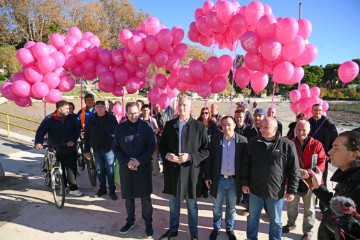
260, 117, 278, 140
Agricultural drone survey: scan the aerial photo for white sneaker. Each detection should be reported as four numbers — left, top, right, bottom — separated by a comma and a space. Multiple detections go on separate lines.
69, 190, 83, 197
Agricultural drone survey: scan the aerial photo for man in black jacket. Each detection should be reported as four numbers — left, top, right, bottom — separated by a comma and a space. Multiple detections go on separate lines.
84, 100, 118, 200
241, 117, 300, 240
309, 103, 338, 212
205, 116, 248, 240
236, 101, 254, 127
35, 100, 81, 197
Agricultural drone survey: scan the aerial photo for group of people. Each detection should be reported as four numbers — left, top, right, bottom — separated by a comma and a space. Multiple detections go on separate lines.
34, 95, 360, 240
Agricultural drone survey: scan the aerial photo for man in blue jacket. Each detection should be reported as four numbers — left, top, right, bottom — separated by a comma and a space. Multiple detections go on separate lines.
35, 100, 81, 196
84, 100, 118, 200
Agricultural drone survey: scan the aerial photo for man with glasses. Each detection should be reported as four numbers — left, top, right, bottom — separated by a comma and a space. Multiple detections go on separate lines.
84, 100, 118, 200
113, 102, 155, 238
159, 97, 209, 240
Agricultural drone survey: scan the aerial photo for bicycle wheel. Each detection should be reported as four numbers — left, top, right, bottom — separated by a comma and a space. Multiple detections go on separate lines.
52, 170, 65, 209
87, 156, 97, 187
43, 156, 51, 187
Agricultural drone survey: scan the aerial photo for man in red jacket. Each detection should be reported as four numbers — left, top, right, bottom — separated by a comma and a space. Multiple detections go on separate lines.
283, 120, 326, 240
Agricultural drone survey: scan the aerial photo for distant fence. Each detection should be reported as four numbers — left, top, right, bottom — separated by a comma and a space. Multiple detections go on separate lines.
0, 111, 40, 139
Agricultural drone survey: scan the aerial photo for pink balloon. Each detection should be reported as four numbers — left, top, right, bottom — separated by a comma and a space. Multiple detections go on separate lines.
289, 89, 301, 103
15, 96, 32, 107
167, 74, 179, 89
290, 102, 298, 114
196, 81, 212, 98
113, 103, 123, 115
300, 89, 311, 99
73, 47, 87, 62
124, 48, 139, 66
68, 27, 82, 41
171, 26, 184, 46
166, 86, 179, 98
126, 77, 141, 94
83, 59, 96, 73
63, 54, 77, 69
276, 17, 299, 44
158, 94, 170, 109
153, 50, 168, 68
113, 67, 129, 86
338, 61, 360, 84
148, 87, 161, 103
82, 32, 93, 40
124, 62, 137, 74
297, 99, 308, 112
24, 66, 43, 83
241, 31, 260, 54
137, 51, 151, 67
112, 85, 124, 97
229, 13, 246, 37
99, 49, 113, 66
322, 101, 329, 112
58, 76, 75, 92
251, 72, 269, 94
44, 89, 62, 103
50, 51, 65, 69
286, 66, 304, 85
71, 64, 84, 77
281, 35, 305, 61
195, 16, 212, 36
205, 56, 220, 76
134, 67, 147, 80
99, 71, 115, 86
118, 29, 133, 47
211, 76, 228, 93
83, 71, 97, 81
244, 53, 264, 72
11, 72, 27, 82
293, 44, 318, 66
111, 48, 125, 66
206, 10, 226, 33
31, 82, 49, 98
42, 72, 60, 89
298, 83, 309, 91
38, 56, 56, 74
98, 81, 113, 93
24, 41, 36, 48
157, 28, 173, 50
54, 67, 67, 78
128, 35, 144, 56
202, 0, 214, 15
188, 29, 200, 43
194, 8, 204, 19
144, 17, 161, 35
307, 95, 320, 108
273, 61, 294, 84
260, 38, 282, 61
96, 63, 110, 75
16, 48, 35, 67
32, 42, 49, 59
310, 87, 321, 97
65, 36, 78, 47
12, 80, 31, 97
1, 82, 19, 101
88, 35, 100, 47
61, 45, 73, 55
165, 55, 180, 72
198, 35, 213, 47
257, 14, 277, 39
179, 67, 194, 84
79, 39, 91, 49
155, 74, 168, 89
144, 35, 159, 55
189, 60, 205, 80
50, 34, 65, 49
298, 19, 312, 40
245, 1, 264, 25
216, 0, 235, 24
234, 67, 251, 89
219, 54, 233, 74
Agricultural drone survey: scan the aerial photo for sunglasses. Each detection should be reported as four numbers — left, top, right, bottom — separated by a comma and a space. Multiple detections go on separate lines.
201, 112, 209, 115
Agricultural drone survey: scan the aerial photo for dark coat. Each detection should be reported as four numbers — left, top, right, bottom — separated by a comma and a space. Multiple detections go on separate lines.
241, 134, 300, 199
112, 119, 155, 199
204, 133, 248, 198
159, 117, 209, 199
243, 125, 260, 142
35, 112, 80, 154
84, 112, 118, 152
309, 116, 338, 154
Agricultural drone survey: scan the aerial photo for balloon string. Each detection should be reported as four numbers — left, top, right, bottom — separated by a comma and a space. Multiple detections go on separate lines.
229, 48, 238, 116
121, 95, 125, 117
80, 78, 83, 109
271, 80, 276, 117
44, 101, 46, 117
311, 83, 345, 138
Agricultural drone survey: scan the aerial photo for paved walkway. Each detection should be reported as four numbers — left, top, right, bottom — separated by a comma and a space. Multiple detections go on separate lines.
0, 135, 331, 240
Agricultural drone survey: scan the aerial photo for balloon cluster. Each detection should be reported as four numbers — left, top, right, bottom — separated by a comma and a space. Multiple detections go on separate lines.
289, 83, 328, 118
190, 0, 318, 94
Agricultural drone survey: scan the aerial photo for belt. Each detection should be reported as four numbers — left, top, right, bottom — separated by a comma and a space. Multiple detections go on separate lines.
221, 174, 235, 179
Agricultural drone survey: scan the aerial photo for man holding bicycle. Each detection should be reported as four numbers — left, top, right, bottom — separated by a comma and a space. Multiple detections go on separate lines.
35, 100, 82, 197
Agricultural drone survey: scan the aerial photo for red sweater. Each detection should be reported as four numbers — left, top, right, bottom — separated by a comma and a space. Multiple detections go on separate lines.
292, 137, 327, 187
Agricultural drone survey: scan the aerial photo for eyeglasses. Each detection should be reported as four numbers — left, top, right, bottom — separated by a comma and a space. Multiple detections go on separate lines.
201, 112, 209, 115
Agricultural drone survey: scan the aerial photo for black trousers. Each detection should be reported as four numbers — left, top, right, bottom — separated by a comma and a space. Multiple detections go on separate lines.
57, 151, 78, 191
125, 196, 153, 227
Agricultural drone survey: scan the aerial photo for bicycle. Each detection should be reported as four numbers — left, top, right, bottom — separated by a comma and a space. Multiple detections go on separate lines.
77, 136, 97, 187
41, 144, 66, 208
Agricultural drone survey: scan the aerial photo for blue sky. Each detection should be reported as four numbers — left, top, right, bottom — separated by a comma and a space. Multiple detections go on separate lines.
129, 0, 360, 66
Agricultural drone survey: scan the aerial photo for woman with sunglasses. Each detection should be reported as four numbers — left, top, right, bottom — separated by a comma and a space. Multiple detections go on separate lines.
197, 107, 221, 141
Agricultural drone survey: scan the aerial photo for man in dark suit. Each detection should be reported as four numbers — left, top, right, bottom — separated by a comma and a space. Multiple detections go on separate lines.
205, 116, 248, 240
159, 97, 209, 240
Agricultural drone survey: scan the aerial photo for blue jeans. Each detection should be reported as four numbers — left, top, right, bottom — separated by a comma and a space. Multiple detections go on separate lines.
168, 182, 198, 237
247, 193, 284, 240
213, 177, 237, 231
93, 149, 115, 192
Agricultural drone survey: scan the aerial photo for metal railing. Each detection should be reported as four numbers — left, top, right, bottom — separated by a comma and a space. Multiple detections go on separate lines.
0, 111, 40, 138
